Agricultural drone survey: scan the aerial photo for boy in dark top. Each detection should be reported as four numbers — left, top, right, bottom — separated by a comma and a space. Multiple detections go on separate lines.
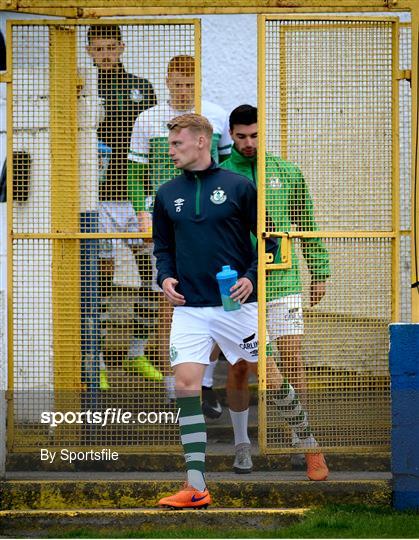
86, 24, 157, 201
86, 25, 160, 385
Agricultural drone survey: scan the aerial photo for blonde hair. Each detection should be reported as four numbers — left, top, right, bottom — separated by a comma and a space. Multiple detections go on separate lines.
167, 113, 213, 140
167, 55, 195, 76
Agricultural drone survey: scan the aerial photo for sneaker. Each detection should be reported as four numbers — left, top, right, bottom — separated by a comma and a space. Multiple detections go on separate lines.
99, 368, 109, 391
201, 386, 222, 419
158, 482, 211, 509
123, 355, 163, 381
305, 452, 329, 481
233, 442, 253, 474
290, 453, 306, 470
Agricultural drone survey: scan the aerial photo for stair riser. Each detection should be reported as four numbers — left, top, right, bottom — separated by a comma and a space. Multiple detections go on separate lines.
6, 453, 390, 472
0, 481, 391, 510
0, 509, 305, 538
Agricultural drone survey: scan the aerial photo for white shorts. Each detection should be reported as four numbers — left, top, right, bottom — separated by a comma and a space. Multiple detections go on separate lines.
99, 201, 143, 259
267, 294, 304, 340
169, 303, 259, 367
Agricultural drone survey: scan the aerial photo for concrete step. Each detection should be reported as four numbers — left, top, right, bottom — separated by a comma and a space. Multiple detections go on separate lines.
6, 449, 390, 472
0, 508, 307, 538
1, 472, 392, 510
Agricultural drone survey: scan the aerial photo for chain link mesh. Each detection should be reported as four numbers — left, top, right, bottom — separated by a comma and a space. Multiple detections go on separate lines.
263, 18, 396, 452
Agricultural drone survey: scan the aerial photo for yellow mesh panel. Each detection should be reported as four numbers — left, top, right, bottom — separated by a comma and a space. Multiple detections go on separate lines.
261, 17, 397, 453
10, 20, 199, 451
399, 23, 411, 323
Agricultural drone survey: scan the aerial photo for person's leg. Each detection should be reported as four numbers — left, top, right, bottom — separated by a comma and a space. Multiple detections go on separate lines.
227, 357, 282, 466
158, 292, 176, 399
267, 296, 307, 460
276, 334, 306, 464
125, 336, 163, 380
227, 359, 251, 415
203, 346, 220, 387
278, 334, 307, 403
211, 304, 260, 474
202, 344, 222, 418
175, 362, 208, 490
227, 360, 254, 473
158, 307, 213, 508
266, 356, 328, 481
159, 361, 212, 508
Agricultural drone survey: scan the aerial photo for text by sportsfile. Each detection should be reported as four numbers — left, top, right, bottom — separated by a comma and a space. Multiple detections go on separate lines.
40, 448, 119, 464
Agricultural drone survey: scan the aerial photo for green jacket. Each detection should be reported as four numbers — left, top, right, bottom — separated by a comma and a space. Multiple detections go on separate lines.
221, 146, 330, 299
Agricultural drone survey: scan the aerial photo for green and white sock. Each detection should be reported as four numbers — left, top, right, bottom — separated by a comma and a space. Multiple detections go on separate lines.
177, 395, 207, 491
272, 379, 314, 442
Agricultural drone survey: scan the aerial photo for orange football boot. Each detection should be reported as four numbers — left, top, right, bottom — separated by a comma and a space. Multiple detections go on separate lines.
305, 452, 329, 481
159, 483, 212, 509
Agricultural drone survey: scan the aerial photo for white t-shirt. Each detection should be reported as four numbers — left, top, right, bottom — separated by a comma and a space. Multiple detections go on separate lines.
128, 100, 231, 192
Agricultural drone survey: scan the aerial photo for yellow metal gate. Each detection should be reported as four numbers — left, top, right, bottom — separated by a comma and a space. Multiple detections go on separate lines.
6, 14, 411, 455
258, 15, 404, 453
7, 19, 201, 452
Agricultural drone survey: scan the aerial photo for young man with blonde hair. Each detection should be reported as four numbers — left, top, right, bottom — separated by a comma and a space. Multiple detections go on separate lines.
153, 113, 268, 507
153, 113, 325, 509
129, 56, 231, 409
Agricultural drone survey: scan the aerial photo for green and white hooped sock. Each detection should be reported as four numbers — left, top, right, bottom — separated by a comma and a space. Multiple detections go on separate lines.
272, 379, 314, 443
177, 395, 207, 492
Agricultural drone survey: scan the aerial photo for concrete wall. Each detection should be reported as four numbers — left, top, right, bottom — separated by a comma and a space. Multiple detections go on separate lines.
390, 323, 419, 510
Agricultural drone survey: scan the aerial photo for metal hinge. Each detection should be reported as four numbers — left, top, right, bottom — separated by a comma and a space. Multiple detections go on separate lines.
262, 231, 292, 270
396, 70, 412, 82
0, 71, 11, 83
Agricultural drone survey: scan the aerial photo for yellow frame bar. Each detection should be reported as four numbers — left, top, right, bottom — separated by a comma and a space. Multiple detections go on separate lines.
0, 1, 417, 17
194, 20, 202, 116
392, 19, 402, 322
264, 231, 397, 239
257, 14, 268, 453
12, 233, 152, 239
411, 10, 419, 321
7, 18, 206, 26
6, 20, 14, 451
49, 26, 82, 438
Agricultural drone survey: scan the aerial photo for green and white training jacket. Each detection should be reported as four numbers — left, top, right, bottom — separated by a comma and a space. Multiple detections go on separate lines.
221, 146, 331, 300
128, 100, 231, 211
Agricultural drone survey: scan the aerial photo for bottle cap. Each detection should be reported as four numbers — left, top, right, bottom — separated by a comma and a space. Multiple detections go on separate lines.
216, 265, 237, 280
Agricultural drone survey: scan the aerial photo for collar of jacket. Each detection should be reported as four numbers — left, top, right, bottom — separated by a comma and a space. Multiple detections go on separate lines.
229, 145, 257, 167
183, 159, 220, 179
98, 63, 126, 83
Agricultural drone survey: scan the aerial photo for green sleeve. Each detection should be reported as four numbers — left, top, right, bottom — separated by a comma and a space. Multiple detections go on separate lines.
291, 169, 331, 282
127, 160, 150, 212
